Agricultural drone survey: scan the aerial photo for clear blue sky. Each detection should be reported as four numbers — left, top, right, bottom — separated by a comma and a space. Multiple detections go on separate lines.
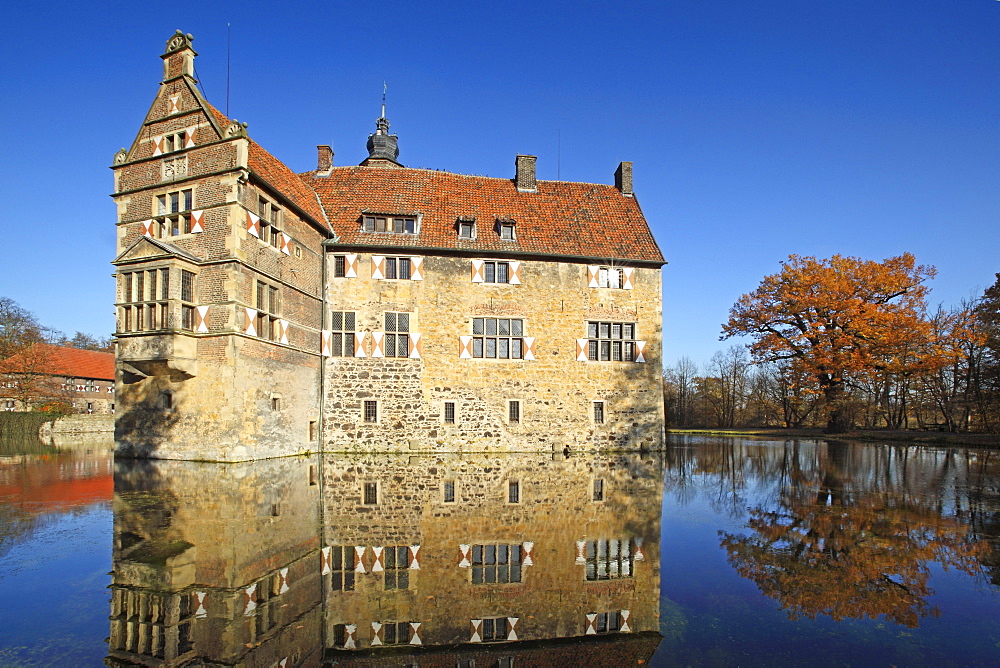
1, 1, 997, 367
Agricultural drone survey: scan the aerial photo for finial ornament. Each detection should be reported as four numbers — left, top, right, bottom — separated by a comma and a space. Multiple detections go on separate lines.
113, 148, 128, 165
165, 30, 195, 54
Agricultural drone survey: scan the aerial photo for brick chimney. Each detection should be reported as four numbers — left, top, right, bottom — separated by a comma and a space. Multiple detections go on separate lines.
515, 155, 537, 192
317, 145, 333, 173
162, 30, 197, 82
615, 161, 633, 196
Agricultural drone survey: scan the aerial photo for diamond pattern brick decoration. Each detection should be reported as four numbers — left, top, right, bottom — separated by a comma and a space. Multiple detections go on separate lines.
354, 546, 367, 573
343, 624, 357, 649
190, 209, 204, 233
471, 259, 485, 283
408, 545, 421, 569
354, 332, 367, 358
576, 540, 587, 565
321, 546, 332, 575
409, 622, 422, 645
246, 212, 261, 238
141, 220, 154, 237
408, 333, 422, 359
184, 127, 195, 148
370, 332, 384, 358
194, 592, 207, 619
522, 541, 535, 566
321, 330, 332, 357
371, 256, 385, 279
281, 232, 291, 255
168, 93, 181, 114
509, 261, 522, 284
243, 583, 257, 616
585, 613, 598, 634
620, 609, 632, 632
371, 546, 385, 573
411, 257, 424, 280
371, 622, 384, 645
507, 617, 520, 641
278, 567, 289, 594
278, 319, 289, 344
194, 306, 210, 333
345, 254, 359, 277
577, 339, 589, 361
459, 336, 473, 359
151, 137, 166, 156
635, 341, 647, 363
523, 337, 536, 360
588, 265, 601, 287
469, 619, 483, 643
458, 544, 471, 567
622, 267, 634, 289
244, 309, 258, 336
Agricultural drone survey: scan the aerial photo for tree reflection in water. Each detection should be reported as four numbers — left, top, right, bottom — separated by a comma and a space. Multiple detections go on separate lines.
717, 441, 992, 628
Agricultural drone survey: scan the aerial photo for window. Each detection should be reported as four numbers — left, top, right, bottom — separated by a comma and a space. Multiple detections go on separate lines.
255, 281, 281, 340
593, 611, 623, 634
497, 219, 516, 240
383, 546, 411, 590
384, 257, 412, 280
257, 196, 283, 247
508, 400, 520, 423
332, 624, 350, 647
443, 401, 456, 424
484, 261, 510, 284
384, 312, 410, 358
363, 481, 378, 504
363, 400, 378, 424
271, 396, 281, 411
329, 546, 355, 591
585, 539, 636, 580
597, 266, 622, 289
119, 268, 175, 333
472, 318, 525, 359
586, 321, 636, 362
378, 621, 415, 645
181, 270, 195, 331
329, 311, 356, 357
471, 544, 522, 584
159, 130, 188, 154
443, 479, 456, 503
593, 479, 604, 502
593, 401, 605, 424
155, 188, 194, 237
333, 255, 346, 278
457, 218, 476, 238
508, 480, 520, 504
481, 617, 510, 642
362, 215, 416, 234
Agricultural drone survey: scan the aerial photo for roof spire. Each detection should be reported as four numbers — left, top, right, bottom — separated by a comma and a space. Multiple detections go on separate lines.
363, 82, 401, 166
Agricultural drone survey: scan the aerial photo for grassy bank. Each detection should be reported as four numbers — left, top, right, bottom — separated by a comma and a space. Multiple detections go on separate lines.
666, 427, 1000, 449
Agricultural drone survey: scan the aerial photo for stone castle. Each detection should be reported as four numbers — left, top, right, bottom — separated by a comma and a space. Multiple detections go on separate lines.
112, 32, 666, 461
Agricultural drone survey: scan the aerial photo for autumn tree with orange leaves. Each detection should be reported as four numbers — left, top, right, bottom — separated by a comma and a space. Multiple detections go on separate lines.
722, 253, 948, 433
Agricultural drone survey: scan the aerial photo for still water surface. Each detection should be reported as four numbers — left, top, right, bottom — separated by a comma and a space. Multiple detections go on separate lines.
0, 435, 996, 666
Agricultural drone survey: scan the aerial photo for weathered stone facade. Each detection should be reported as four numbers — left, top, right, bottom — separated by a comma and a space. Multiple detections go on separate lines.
113, 32, 665, 461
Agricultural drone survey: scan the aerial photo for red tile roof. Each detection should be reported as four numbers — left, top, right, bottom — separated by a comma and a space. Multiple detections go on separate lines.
1, 344, 114, 381
304, 166, 665, 264
203, 103, 328, 227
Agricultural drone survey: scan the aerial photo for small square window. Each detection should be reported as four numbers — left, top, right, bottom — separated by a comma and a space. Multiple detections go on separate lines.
363, 482, 378, 505
444, 401, 456, 424
458, 220, 475, 238
364, 400, 378, 423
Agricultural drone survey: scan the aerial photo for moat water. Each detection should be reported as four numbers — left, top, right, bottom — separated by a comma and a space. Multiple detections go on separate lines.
0, 434, 998, 666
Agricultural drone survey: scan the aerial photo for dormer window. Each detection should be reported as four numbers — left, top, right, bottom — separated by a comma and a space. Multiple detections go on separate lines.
497, 219, 516, 241
457, 218, 476, 239
362, 214, 417, 234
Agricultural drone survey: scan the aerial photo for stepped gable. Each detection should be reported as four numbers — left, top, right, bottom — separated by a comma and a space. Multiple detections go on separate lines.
204, 104, 328, 227
305, 166, 665, 264
1, 344, 114, 380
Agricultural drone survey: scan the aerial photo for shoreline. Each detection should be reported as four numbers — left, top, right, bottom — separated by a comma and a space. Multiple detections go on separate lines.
666, 428, 1000, 449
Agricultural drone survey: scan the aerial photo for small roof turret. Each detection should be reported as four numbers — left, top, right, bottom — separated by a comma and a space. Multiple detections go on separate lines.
361, 85, 402, 167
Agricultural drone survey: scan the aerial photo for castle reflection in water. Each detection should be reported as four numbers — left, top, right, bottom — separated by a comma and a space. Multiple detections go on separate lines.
106, 450, 664, 666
